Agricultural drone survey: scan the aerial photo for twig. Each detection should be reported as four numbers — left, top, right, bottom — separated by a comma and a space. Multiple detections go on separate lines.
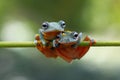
79, 41, 120, 46
0, 41, 120, 48
0, 41, 35, 48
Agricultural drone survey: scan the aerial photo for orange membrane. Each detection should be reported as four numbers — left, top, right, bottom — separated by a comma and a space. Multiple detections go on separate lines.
35, 33, 95, 63
55, 36, 93, 62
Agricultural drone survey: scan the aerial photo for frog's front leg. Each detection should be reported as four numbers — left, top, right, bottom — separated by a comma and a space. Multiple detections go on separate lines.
53, 40, 60, 47
35, 34, 40, 40
39, 29, 47, 46
77, 32, 82, 44
34, 34, 42, 46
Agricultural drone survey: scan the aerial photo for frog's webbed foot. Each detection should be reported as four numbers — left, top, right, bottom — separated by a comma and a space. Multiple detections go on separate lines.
34, 34, 40, 46
34, 33, 47, 46
34, 40, 38, 46
41, 40, 46, 46
34, 40, 42, 46
55, 43, 60, 47
84, 36, 96, 46
35, 34, 40, 40
53, 40, 60, 47
89, 38, 96, 46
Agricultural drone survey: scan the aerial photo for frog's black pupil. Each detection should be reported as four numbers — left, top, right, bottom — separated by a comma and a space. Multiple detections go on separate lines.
62, 22, 65, 26
73, 32, 78, 38
42, 23, 48, 29
42, 23, 47, 27
74, 34, 78, 37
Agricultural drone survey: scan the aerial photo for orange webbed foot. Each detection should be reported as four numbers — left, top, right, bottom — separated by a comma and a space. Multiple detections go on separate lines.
35, 34, 40, 40
85, 36, 96, 46
74, 36, 95, 59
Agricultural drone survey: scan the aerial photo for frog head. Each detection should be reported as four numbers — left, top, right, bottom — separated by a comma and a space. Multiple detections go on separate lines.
53, 31, 82, 47
39, 20, 66, 39
41, 20, 65, 32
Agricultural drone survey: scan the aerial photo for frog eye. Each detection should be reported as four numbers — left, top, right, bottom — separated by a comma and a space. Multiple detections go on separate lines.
73, 32, 78, 39
42, 22, 49, 30
59, 20, 66, 28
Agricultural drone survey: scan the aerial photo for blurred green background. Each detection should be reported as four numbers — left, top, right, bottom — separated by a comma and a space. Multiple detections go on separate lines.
0, 0, 120, 80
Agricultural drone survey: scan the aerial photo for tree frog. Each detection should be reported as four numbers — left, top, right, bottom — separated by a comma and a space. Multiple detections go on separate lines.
53, 31, 82, 48
34, 20, 66, 58
35, 20, 66, 46
53, 31, 95, 63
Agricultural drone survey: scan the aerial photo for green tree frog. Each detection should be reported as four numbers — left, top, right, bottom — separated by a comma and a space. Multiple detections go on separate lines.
53, 31, 82, 47
36, 20, 66, 46
53, 31, 95, 63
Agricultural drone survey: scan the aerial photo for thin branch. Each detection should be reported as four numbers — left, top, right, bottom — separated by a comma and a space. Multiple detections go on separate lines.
0, 41, 35, 48
79, 41, 120, 46
0, 41, 120, 48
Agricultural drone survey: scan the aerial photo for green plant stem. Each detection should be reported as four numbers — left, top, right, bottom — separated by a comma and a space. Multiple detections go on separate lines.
0, 41, 35, 48
0, 41, 120, 48
79, 41, 120, 46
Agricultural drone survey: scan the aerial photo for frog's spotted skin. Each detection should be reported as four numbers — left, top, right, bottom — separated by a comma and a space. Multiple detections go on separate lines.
53, 31, 95, 63
39, 20, 66, 46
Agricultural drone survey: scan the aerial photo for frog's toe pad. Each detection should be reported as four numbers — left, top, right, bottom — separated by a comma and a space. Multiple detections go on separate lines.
55, 43, 60, 47
90, 39, 96, 46
34, 40, 38, 45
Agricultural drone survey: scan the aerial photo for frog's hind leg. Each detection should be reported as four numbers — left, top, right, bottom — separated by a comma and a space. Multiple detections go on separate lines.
75, 36, 95, 59
56, 48, 73, 63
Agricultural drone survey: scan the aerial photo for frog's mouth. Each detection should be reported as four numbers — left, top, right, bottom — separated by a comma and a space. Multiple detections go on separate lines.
43, 30, 63, 40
